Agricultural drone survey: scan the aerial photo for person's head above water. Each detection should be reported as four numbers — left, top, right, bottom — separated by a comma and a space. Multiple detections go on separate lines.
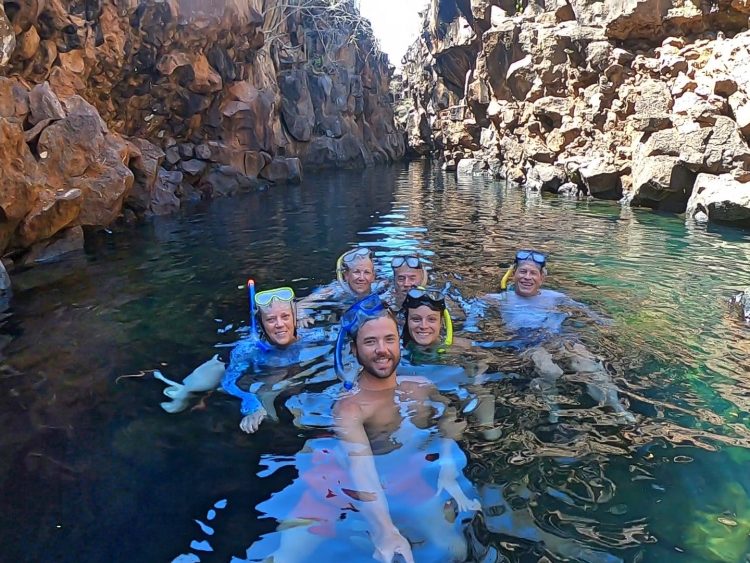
338, 248, 375, 297
391, 255, 428, 297
254, 286, 298, 347
351, 307, 401, 382
511, 249, 547, 298
401, 287, 453, 348
335, 294, 400, 386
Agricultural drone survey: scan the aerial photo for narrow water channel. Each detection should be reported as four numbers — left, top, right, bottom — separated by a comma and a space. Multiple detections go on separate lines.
1, 161, 748, 562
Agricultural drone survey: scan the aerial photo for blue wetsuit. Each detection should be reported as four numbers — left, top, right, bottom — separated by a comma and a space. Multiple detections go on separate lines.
221, 328, 334, 416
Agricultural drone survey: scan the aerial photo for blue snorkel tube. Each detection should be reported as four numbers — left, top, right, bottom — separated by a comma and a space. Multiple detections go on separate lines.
247, 278, 273, 353
334, 329, 354, 390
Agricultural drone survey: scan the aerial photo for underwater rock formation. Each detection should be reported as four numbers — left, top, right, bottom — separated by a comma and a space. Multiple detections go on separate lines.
397, 0, 750, 226
0, 0, 403, 265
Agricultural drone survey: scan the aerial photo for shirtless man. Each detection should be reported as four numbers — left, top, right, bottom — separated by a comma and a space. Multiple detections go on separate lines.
334, 304, 479, 562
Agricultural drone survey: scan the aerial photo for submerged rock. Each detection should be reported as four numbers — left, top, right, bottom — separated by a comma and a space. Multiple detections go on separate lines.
730, 289, 750, 323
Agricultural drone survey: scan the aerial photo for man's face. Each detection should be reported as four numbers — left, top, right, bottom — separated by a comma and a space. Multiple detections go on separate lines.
513, 261, 545, 298
259, 301, 296, 347
343, 258, 375, 296
393, 265, 424, 295
353, 315, 401, 379
407, 305, 442, 347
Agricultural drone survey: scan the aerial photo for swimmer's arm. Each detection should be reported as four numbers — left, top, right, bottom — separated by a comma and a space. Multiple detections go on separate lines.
334, 401, 413, 561
220, 339, 262, 416
558, 294, 614, 326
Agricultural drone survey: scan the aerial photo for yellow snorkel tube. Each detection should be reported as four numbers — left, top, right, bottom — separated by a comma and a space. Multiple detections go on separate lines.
442, 308, 453, 346
500, 265, 514, 291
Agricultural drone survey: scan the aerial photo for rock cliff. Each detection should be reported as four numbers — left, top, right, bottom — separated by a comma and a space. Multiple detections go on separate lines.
0, 0, 403, 267
398, 0, 750, 226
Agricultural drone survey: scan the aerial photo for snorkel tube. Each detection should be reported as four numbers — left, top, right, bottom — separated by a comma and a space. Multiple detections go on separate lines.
500, 266, 514, 291
246, 279, 273, 352
442, 308, 454, 346
334, 329, 353, 390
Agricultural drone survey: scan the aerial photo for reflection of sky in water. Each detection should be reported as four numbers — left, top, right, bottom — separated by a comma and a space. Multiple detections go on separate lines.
0, 162, 749, 561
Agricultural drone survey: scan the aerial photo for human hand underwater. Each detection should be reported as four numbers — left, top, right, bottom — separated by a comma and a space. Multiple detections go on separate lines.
372, 528, 414, 563
239, 407, 268, 434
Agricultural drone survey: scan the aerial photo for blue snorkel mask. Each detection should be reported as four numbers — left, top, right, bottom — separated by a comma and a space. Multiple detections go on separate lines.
334, 294, 387, 390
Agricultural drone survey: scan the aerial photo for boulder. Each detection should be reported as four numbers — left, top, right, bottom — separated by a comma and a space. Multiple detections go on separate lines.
16, 189, 82, 247
260, 157, 303, 184
533, 96, 572, 129
456, 158, 487, 176
579, 157, 623, 199
685, 173, 750, 224
150, 169, 182, 216
28, 82, 67, 125
21, 226, 85, 266
631, 155, 696, 212
0, 78, 30, 119
126, 139, 165, 213
526, 163, 566, 193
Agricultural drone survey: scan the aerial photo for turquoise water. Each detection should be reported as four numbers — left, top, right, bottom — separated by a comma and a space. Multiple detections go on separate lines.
0, 161, 748, 562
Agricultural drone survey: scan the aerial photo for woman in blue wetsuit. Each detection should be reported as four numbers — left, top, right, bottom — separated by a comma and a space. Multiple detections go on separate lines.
221, 284, 332, 434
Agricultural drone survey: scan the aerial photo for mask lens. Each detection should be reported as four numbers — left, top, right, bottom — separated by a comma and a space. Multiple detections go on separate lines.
344, 248, 371, 265
392, 256, 421, 269
515, 250, 546, 267
255, 287, 295, 307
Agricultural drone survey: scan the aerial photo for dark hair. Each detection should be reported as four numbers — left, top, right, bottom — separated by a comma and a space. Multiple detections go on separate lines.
350, 308, 398, 343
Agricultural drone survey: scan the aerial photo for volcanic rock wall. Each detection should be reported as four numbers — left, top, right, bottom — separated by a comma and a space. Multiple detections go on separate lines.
0, 0, 404, 267
397, 0, 750, 226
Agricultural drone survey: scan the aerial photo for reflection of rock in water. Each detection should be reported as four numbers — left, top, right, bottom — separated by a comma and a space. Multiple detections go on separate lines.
480, 482, 623, 563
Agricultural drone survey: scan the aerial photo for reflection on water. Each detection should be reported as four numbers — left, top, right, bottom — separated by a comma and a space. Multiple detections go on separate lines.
0, 162, 749, 562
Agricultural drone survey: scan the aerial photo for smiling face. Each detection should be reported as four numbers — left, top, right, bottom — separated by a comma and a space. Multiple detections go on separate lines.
513, 260, 545, 298
343, 258, 375, 296
393, 265, 425, 296
259, 301, 297, 347
353, 314, 401, 380
407, 304, 442, 347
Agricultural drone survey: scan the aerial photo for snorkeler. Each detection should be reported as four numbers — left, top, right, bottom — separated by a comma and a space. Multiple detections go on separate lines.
468, 250, 634, 423
221, 283, 329, 434
389, 255, 429, 309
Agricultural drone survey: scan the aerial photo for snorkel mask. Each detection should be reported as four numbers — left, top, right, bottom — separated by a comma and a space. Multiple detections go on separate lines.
401, 287, 453, 347
247, 280, 297, 350
500, 250, 548, 291
334, 293, 388, 390
391, 255, 428, 289
336, 248, 375, 295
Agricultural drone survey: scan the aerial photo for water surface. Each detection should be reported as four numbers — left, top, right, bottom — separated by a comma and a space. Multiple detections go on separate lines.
1, 161, 749, 562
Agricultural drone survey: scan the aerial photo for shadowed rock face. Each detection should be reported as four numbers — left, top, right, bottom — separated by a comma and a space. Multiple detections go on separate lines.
0, 0, 404, 262
397, 0, 750, 226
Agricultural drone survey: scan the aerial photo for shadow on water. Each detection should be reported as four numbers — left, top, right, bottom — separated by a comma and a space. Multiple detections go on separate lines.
0, 161, 749, 562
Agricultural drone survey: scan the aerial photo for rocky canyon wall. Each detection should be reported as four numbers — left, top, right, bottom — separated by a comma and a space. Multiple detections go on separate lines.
0, 0, 403, 270
397, 0, 750, 226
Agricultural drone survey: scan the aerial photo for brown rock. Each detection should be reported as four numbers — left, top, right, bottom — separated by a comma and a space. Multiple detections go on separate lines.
686, 173, 750, 224
0, 78, 30, 119
16, 188, 82, 247
579, 157, 623, 199
58, 50, 86, 74
190, 54, 223, 94
0, 118, 42, 253
14, 25, 40, 61
631, 155, 696, 212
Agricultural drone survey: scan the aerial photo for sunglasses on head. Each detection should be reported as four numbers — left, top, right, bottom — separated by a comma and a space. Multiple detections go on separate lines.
515, 250, 546, 267
342, 248, 373, 265
391, 255, 422, 269
341, 294, 386, 333
255, 287, 295, 307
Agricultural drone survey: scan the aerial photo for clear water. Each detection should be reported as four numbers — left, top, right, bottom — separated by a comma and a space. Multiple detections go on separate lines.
1, 161, 749, 562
